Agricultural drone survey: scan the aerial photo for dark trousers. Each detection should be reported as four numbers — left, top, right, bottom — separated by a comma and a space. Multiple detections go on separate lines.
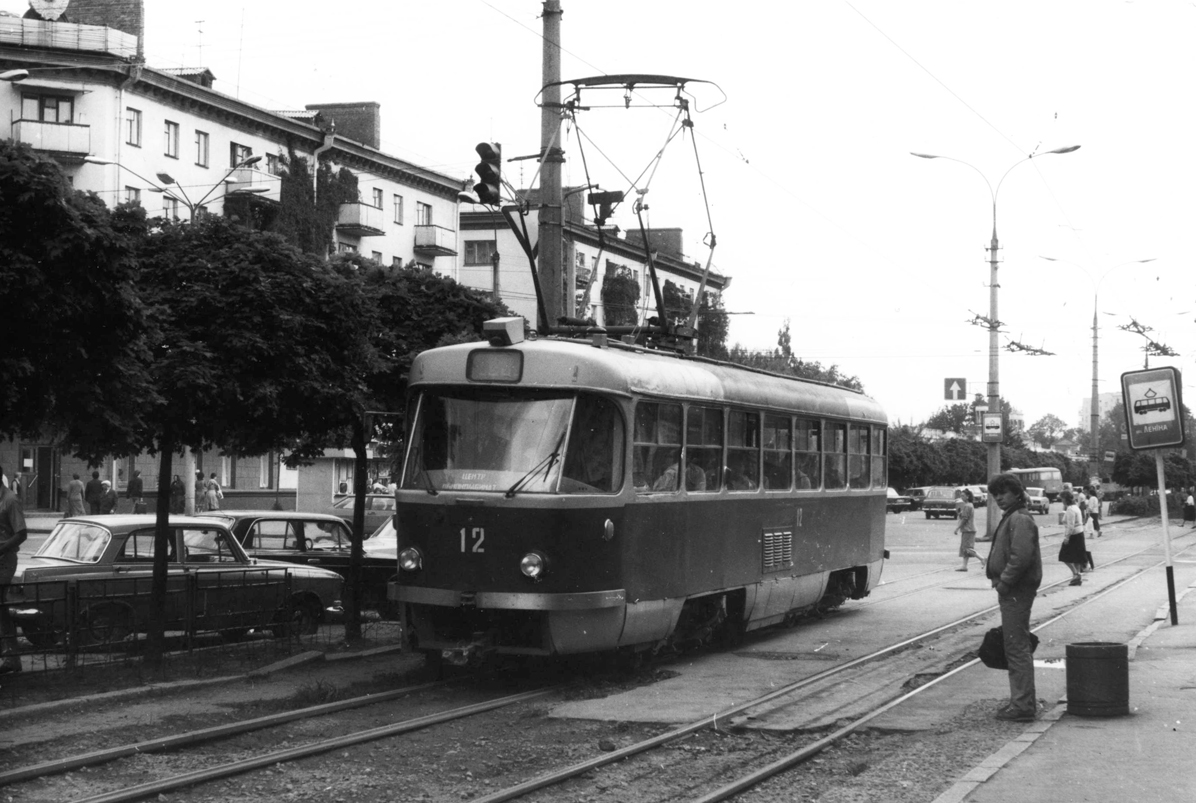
999, 589, 1037, 714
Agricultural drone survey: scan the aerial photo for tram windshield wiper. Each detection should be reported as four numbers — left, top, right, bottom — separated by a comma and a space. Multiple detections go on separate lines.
505, 431, 568, 498
421, 470, 439, 496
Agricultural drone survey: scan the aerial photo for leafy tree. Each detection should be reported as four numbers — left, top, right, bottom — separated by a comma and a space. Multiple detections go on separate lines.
726, 320, 864, 391
251, 153, 359, 256
1027, 414, 1068, 449
661, 280, 729, 359
925, 404, 971, 434
601, 266, 640, 327
0, 140, 154, 460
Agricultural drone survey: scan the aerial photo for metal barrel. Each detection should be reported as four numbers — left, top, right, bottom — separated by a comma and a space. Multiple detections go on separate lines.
1066, 642, 1130, 717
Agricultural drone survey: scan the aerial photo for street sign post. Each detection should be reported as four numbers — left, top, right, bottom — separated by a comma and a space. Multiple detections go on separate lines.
944, 378, 967, 401
1120, 366, 1185, 624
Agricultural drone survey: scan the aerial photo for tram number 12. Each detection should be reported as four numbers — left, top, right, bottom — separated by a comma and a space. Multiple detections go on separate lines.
460, 527, 486, 553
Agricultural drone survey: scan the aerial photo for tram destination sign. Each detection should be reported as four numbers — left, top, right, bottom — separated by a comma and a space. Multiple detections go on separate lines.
1121, 366, 1185, 450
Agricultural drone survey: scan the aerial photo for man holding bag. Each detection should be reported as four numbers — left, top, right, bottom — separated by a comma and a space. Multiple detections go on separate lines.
985, 472, 1043, 722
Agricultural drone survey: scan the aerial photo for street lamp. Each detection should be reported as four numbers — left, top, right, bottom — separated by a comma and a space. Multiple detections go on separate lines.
1040, 255, 1156, 476
913, 145, 1080, 534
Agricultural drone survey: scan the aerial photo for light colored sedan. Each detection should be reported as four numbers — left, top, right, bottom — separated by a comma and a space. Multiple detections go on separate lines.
10, 515, 344, 648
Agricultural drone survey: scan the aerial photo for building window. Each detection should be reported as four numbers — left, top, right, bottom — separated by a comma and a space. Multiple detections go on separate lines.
195, 130, 209, 167
125, 107, 141, 146
22, 94, 72, 123
163, 196, 180, 221
371, 250, 383, 262
464, 240, 496, 265
393, 194, 404, 224
124, 186, 141, 205
259, 454, 273, 489
230, 142, 252, 167
338, 242, 358, 254
392, 256, 403, 268
265, 153, 281, 175
416, 202, 432, 226
164, 121, 180, 158
371, 187, 383, 208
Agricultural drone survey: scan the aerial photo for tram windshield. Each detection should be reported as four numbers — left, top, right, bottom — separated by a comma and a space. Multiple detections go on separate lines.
402, 389, 625, 494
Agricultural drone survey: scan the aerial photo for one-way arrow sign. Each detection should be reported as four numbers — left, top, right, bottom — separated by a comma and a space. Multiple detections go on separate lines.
944, 378, 967, 401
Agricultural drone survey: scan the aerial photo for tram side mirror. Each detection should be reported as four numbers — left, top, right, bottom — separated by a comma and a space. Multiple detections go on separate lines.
484, 317, 525, 347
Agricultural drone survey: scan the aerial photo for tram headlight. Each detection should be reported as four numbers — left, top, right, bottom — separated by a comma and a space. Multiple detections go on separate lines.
519, 551, 548, 580
398, 547, 423, 572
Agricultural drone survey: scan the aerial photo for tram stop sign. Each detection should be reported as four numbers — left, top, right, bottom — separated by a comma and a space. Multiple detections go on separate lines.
1121, 366, 1185, 450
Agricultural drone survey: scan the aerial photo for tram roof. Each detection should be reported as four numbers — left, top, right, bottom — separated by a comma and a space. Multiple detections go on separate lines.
409, 338, 888, 425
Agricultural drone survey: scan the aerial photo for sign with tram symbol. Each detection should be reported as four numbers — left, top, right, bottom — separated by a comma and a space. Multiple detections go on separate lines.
1121, 367, 1185, 450
944, 378, 967, 401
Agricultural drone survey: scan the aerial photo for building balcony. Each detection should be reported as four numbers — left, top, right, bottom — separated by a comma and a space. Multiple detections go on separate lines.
413, 224, 458, 257
226, 167, 281, 203
336, 202, 385, 236
0, 16, 138, 59
11, 119, 90, 160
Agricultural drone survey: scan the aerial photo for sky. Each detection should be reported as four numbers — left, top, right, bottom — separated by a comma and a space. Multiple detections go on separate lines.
10, 0, 1196, 429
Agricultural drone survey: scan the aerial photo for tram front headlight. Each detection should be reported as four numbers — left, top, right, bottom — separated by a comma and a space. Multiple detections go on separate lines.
398, 547, 423, 572
519, 551, 548, 580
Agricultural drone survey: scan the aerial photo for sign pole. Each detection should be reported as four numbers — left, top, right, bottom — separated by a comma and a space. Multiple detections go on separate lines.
1154, 452, 1179, 624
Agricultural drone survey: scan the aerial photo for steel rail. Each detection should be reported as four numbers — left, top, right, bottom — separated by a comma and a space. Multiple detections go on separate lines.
70, 686, 557, 803
469, 524, 1195, 803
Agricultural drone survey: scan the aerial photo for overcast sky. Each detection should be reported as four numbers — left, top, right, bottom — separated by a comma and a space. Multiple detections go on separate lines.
14, 0, 1196, 429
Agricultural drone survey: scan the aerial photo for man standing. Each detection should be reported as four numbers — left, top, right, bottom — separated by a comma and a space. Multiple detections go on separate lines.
985, 472, 1043, 721
85, 470, 104, 515
126, 469, 144, 514
0, 461, 29, 674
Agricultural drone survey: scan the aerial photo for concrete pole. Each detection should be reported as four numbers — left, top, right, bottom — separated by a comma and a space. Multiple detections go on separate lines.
986, 223, 1001, 538
183, 447, 196, 516
1090, 305, 1100, 480
538, 0, 563, 330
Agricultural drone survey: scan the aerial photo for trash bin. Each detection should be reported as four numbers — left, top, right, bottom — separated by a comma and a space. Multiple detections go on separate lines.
1066, 642, 1129, 717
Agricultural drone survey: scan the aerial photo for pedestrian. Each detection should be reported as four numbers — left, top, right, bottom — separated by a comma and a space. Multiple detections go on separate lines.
84, 470, 104, 515
985, 472, 1043, 722
126, 469, 144, 514
66, 473, 87, 517
169, 474, 185, 514
204, 472, 223, 511
195, 471, 207, 513
1184, 488, 1195, 528
98, 480, 118, 514
0, 461, 29, 675
1085, 486, 1102, 540
1058, 491, 1086, 585
953, 488, 980, 571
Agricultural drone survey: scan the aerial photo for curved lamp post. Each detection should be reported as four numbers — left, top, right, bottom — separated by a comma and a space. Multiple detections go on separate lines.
1040, 255, 1156, 476
913, 145, 1080, 535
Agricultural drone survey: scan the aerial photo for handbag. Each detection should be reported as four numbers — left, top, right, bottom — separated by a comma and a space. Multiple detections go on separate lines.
133, 499, 147, 514
978, 626, 1040, 669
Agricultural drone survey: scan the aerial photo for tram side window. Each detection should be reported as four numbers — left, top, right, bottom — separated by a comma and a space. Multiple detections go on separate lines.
634, 401, 682, 492
686, 405, 723, 492
825, 422, 847, 489
726, 409, 760, 491
763, 414, 792, 491
561, 394, 625, 493
848, 424, 870, 489
795, 417, 820, 489
870, 427, 887, 487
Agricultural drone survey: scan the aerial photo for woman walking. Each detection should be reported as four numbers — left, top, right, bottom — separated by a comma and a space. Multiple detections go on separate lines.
1183, 488, 1195, 528
954, 488, 979, 570
1058, 491, 1086, 586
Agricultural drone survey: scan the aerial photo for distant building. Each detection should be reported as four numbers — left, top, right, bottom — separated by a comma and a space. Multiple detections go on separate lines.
1078, 393, 1120, 430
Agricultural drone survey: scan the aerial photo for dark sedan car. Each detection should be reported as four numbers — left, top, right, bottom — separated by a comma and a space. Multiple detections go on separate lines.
922, 486, 961, 519
199, 510, 397, 616
10, 515, 343, 648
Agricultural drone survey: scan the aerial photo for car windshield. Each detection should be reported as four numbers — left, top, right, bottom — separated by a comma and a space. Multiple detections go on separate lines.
402, 389, 625, 494
928, 488, 954, 498
37, 521, 111, 563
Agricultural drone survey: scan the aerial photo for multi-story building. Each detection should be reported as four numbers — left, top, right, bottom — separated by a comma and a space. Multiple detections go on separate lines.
456, 189, 729, 328
1, 0, 461, 510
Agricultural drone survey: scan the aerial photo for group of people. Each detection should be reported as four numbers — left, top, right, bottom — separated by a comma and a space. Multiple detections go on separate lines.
66, 470, 148, 516
1058, 487, 1101, 586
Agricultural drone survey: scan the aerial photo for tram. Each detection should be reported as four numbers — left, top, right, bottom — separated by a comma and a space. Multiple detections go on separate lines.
390, 318, 889, 665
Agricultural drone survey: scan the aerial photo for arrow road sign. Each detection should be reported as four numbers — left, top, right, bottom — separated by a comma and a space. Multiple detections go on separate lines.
944, 378, 967, 401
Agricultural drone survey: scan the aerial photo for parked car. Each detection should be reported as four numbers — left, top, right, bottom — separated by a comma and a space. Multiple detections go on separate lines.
886, 487, 913, 513
922, 486, 960, 519
905, 487, 931, 511
200, 510, 397, 617
963, 484, 988, 505
1026, 487, 1051, 514
9, 515, 344, 648
325, 493, 396, 535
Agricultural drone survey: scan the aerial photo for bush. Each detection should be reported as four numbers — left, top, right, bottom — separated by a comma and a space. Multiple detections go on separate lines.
1111, 495, 1154, 517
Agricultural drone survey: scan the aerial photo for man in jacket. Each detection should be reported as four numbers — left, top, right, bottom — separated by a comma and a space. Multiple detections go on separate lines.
84, 470, 104, 515
985, 472, 1043, 721
126, 469, 144, 514
0, 461, 28, 674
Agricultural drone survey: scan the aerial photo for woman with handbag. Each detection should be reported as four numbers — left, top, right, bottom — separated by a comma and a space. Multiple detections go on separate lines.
953, 489, 980, 571
1058, 490, 1086, 586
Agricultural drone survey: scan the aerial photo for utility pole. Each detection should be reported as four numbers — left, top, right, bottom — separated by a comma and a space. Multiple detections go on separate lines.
538, 0, 563, 330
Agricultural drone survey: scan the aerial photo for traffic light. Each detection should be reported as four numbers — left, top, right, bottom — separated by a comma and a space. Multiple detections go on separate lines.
474, 142, 502, 205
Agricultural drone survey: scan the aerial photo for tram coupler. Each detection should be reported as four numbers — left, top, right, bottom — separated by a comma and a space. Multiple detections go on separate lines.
441, 631, 496, 667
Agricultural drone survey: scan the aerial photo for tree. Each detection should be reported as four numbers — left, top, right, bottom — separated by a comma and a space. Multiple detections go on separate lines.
925, 404, 972, 434
1027, 414, 1068, 449
726, 320, 864, 391
0, 141, 155, 460
601, 267, 640, 327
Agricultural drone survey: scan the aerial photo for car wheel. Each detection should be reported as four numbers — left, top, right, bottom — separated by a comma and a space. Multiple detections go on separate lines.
272, 596, 322, 639
20, 622, 61, 649
83, 603, 136, 646
925, 512, 931, 519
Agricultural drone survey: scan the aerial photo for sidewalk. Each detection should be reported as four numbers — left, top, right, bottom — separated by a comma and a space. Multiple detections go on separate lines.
23, 513, 62, 534
933, 577, 1196, 803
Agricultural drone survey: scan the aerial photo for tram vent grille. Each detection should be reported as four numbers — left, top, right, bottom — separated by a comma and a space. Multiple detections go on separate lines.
762, 528, 793, 572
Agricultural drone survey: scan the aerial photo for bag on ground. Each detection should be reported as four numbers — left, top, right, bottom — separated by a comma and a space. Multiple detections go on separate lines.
978, 626, 1040, 670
